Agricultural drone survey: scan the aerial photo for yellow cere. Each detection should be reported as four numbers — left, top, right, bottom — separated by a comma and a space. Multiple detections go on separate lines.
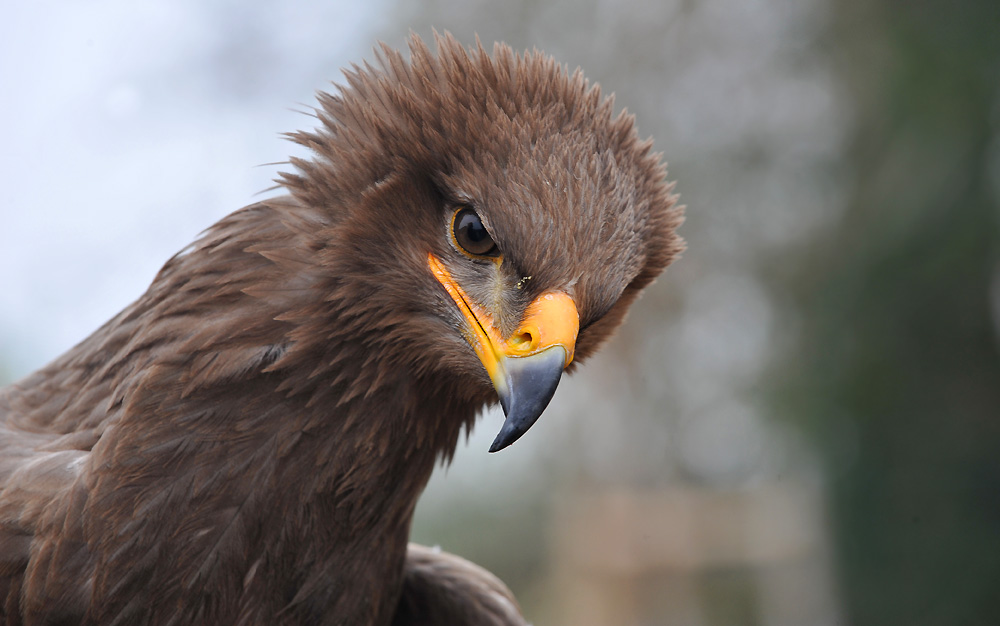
426, 253, 580, 378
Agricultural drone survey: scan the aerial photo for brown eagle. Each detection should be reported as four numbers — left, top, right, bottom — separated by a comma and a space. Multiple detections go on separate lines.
0, 34, 683, 625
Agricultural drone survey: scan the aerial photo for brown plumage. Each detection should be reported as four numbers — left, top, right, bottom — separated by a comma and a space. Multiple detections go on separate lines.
0, 34, 682, 625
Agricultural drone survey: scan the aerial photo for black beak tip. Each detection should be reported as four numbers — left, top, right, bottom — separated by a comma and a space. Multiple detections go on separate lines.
488, 434, 511, 454
488, 419, 523, 453
487, 346, 567, 453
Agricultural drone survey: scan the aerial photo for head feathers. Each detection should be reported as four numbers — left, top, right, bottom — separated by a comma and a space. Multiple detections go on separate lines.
283, 33, 683, 357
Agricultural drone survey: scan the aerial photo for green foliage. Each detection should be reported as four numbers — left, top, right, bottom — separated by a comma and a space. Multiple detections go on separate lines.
780, 1, 1000, 623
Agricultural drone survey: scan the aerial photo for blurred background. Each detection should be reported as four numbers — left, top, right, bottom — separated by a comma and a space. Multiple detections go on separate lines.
2, 0, 998, 624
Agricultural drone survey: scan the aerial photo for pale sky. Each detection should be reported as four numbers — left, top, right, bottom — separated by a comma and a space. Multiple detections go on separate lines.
0, 0, 387, 379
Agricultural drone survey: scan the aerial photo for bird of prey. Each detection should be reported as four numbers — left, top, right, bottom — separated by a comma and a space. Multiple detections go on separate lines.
0, 34, 683, 625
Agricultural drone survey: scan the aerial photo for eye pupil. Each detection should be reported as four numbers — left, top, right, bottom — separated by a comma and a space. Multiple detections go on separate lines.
460, 215, 490, 245
453, 208, 498, 257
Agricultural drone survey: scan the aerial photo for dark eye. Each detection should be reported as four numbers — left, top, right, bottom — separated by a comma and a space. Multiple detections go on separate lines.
452, 207, 499, 257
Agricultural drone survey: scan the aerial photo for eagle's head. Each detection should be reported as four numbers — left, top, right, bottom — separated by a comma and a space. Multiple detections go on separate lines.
281, 33, 683, 451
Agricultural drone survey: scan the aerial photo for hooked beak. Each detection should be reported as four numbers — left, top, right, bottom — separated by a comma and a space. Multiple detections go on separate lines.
428, 254, 579, 452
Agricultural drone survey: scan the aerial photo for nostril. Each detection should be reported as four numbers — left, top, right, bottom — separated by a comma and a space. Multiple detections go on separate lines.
510, 329, 538, 354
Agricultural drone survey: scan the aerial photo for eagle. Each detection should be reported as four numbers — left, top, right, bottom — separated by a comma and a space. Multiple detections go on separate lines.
0, 34, 683, 625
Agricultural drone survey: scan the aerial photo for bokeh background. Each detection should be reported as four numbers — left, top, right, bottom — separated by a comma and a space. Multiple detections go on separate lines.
2, 1, 999, 624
